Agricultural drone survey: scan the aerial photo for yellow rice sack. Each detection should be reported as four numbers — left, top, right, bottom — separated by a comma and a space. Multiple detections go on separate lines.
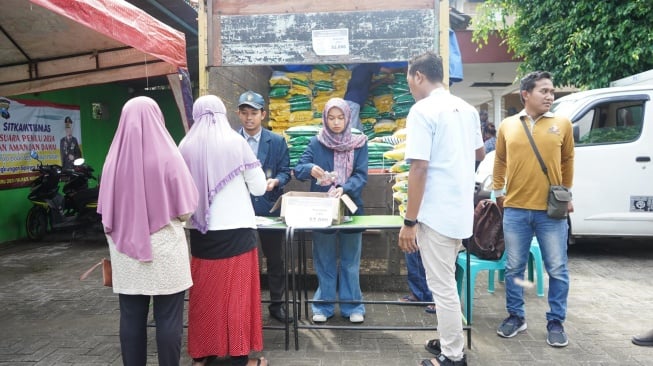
393, 128, 407, 140
333, 69, 352, 80
285, 72, 310, 82
373, 95, 394, 113
269, 71, 291, 86
311, 69, 332, 81
269, 101, 290, 111
374, 119, 397, 133
389, 160, 410, 173
392, 180, 408, 193
394, 171, 409, 183
393, 191, 408, 204
398, 204, 406, 218
383, 148, 405, 161
289, 110, 314, 123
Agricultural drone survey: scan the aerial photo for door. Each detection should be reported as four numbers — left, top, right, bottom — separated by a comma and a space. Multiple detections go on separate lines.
569, 93, 653, 237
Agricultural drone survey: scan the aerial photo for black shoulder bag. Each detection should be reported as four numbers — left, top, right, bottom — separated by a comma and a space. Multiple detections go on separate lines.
520, 118, 572, 219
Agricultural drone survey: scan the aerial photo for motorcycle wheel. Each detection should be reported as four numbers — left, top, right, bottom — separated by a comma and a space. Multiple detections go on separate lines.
26, 206, 48, 241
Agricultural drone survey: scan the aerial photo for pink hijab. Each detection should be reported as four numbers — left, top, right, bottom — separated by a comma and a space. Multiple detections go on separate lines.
97, 96, 199, 261
178, 95, 260, 233
317, 98, 367, 185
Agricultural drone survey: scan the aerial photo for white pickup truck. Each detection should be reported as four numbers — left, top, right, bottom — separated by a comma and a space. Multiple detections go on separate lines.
475, 84, 653, 240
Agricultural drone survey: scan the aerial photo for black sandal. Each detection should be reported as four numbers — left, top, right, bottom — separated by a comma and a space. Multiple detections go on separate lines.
424, 339, 441, 356
249, 357, 268, 366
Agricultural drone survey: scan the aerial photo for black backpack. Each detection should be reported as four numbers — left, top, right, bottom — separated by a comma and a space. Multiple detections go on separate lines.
468, 199, 505, 260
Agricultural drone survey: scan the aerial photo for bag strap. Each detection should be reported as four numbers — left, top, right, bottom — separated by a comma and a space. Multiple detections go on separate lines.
520, 117, 552, 185
80, 259, 104, 280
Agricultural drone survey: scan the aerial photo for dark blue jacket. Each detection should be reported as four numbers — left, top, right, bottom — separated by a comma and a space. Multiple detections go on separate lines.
344, 63, 381, 106
293, 137, 368, 215
241, 128, 291, 217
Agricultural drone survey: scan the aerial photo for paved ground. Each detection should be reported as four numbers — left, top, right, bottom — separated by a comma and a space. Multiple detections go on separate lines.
1, 234, 652, 365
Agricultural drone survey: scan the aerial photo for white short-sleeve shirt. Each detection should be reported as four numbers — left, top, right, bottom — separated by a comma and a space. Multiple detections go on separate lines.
404, 88, 484, 239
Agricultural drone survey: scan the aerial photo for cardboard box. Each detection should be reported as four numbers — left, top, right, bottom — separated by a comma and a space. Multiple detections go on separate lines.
270, 191, 358, 227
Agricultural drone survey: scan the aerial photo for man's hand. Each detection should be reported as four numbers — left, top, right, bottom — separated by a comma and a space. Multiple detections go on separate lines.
265, 178, 279, 192
568, 200, 574, 213
398, 225, 419, 253
496, 196, 505, 212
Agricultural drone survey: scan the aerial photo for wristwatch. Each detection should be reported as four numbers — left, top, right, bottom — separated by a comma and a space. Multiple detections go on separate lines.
403, 218, 418, 227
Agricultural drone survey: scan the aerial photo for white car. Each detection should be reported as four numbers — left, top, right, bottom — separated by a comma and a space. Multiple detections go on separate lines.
475, 85, 653, 240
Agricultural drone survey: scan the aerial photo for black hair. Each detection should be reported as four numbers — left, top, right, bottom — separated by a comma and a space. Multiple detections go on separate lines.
483, 123, 496, 137
408, 51, 444, 83
519, 71, 553, 104
64, 116, 73, 124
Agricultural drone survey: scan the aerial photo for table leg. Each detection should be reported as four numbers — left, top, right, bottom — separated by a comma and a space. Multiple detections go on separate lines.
288, 227, 300, 351
283, 227, 291, 350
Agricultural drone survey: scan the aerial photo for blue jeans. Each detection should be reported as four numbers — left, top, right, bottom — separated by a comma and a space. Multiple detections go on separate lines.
405, 251, 433, 302
311, 231, 365, 317
345, 100, 363, 131
503, 208, 570, 322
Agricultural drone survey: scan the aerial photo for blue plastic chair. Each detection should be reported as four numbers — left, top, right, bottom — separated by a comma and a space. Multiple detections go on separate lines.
455, 249, 507, 324
496, 237, 545, 297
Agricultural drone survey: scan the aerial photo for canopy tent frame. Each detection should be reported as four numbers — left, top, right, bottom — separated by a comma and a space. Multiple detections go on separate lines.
0, 0, 193, 131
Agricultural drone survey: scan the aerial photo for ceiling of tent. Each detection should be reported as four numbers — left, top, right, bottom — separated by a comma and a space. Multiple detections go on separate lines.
0, 0, 187, 97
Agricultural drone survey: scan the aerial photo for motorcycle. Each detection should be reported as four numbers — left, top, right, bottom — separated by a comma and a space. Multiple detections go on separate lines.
25, 150, 101, 240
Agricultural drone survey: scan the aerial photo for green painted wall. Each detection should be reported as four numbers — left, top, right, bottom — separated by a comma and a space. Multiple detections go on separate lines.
0, 84, 185, 244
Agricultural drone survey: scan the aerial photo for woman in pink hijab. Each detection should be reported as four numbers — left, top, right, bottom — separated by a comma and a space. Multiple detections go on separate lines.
97, 96, 198, 366
179, 95, 269, 366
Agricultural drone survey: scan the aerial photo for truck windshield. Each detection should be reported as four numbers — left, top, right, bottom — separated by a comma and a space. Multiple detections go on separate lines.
551, 100, 578, 118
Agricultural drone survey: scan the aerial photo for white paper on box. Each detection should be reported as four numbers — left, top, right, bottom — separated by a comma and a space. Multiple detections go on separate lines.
270, 191, 358, 226
284, 196, 335, 228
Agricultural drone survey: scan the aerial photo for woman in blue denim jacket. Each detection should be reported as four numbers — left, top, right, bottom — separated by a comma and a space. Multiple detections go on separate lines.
293, 98, 368, 324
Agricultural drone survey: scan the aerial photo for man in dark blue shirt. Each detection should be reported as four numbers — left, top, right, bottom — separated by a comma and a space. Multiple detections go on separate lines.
237, 90, 292, 323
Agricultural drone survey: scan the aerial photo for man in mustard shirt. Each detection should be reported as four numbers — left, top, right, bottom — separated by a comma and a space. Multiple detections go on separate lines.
493, 71, 575, 347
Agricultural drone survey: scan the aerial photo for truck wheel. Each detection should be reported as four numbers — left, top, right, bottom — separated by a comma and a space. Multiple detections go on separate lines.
26, 206, 48, 241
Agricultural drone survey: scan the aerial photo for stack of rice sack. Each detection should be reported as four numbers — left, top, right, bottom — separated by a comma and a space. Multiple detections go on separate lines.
359, 104, 379, 139
366, 71, 416, 137
268, 71, 315, 134
284, 125, 321, 169
311, 65, 351, 116
369, 74, 396, 139
392, 171, 409, 217
367, 142, 395, 170
268, 65, 352, 135
390, 73, 415, 128
387, 128, 409, 215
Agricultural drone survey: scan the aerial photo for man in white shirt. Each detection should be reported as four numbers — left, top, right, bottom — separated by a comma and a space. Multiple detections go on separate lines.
398, 51, 485, 366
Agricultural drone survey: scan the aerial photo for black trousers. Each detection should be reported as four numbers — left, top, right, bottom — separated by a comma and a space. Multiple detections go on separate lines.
118, 291, 185, 366
259, 230, 286, 311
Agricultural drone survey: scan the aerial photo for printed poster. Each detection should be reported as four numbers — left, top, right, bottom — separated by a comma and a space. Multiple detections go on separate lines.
0, 97, 82, 189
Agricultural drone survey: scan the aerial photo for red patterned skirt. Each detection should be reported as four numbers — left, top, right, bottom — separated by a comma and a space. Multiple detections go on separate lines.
187, 248, 263, 358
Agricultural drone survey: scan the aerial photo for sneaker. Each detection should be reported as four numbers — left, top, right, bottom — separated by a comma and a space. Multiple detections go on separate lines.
546, 320, 569, 347
497, 314, 527, 338
349, 313, 364, 323
312, 314, 327, 323
421, 354, 467, 366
